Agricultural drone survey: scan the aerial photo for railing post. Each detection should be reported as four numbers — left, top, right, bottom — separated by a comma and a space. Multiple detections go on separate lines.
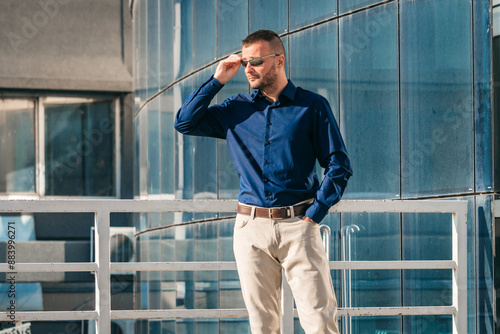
453, 205, 468, 334
95, 211, 111, 334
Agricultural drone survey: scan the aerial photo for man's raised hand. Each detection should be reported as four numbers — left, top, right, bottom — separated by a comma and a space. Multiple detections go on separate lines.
214, 54, 241, 85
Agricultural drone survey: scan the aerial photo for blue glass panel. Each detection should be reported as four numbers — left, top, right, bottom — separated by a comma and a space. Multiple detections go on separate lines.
160, 223, 176, 284
403, 212, 452, 316
474, 0, 493, 193
220, 318, 250, 333
134, 2, 142, 110
339, 3, 399, 199
45, 98, 115, 196
174, 0, 193, 79
175, 225, 194, 309
340, 212, 401, 332
139, 107, 148, 195
148, 99, 160, 194
147, 0, 159, 95
194, 222, 219, 309
400, 0, 473, 197
348, 316, 401, 334
289, 0, 336, 30
249, 0, 287, 34
133, 112, 140, 196
217, 0, 248, 57
193, 0, 216, 69
289, 21, 338, 118
339, 0, 385, 14
477, 195, 494, 333
0, 99, 35, 193
159, 0, 174, 88
139, 0, 148, 106
342, 213, 400, 307
403, 315, 453, 334
159, 89, 175, 195
174, 79, 194, 200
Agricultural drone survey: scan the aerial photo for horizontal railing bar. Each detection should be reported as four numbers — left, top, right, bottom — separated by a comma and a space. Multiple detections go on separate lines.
330, 260, 457, 270
0, 262, 98, 272
0, 199, 467, 214
111, 261, 236, 272
0, 306, 457, 322
0, 260, 455, 273
0, 311, 98, 321
110, 260, 455, 272
112, 309, 249, 320
332, 200, 467, 214
338, 306, 457, 317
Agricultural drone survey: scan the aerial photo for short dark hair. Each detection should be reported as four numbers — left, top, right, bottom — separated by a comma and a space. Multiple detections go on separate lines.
242, 30, 286, 56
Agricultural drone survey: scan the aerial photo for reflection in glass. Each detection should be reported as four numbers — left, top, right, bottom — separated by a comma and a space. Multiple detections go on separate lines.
339, 0, 385, 14
45, 97, 115, 196
339, 3, 399, 199
217, 0, 248, 57
402, 213, 452, 332
341, 213, 401, 332
249, 0, 287, 34
289, 21, 338, 118
0, 99, 35, 193
400, 0, 473, 197
193, 0, 216, 69
159, 0, 174, 88
159, 89, 176, 195
289, 0, 336, 30
147, 0, 159, 95
175, 80, 195, 200
148, 99, 160, 194
403, 315, 453, 334
174, 0, 193, 79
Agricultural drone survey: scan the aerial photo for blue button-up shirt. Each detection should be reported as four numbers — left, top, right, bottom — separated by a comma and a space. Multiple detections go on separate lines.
174, 76, 352, 223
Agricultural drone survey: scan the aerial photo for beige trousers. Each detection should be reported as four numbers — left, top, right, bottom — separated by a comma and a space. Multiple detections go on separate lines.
233, 211, 340, 334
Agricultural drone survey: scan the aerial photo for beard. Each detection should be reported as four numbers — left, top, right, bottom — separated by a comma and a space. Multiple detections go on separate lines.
247, 64, 278, 91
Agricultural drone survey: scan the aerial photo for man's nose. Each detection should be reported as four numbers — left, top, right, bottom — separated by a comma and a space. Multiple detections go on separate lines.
245, 64, 255, 73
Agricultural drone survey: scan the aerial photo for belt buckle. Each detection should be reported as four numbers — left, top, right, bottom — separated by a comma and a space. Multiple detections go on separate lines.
268, 208, 274, 219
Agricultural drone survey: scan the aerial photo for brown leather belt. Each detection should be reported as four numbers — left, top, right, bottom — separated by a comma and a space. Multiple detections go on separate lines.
237, 203, 309, 219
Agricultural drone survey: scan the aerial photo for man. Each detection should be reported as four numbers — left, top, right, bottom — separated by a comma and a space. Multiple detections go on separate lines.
175, 30, 352, 334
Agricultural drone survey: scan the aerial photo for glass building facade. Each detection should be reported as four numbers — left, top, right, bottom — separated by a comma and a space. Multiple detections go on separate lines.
133, 0, 495, 333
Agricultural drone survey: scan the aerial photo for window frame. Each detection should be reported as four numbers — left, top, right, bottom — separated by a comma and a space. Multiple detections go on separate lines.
0, 94, 121, 199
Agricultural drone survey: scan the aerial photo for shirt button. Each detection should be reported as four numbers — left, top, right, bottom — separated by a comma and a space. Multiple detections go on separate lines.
267, 122, 272, 126
265, 140, 270, 145
264, 178, 269, 182
267, 196, 271, 200
265, 161, 270, 165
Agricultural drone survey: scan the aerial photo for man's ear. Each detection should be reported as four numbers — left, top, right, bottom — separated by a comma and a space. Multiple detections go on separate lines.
278, 54, 285, 67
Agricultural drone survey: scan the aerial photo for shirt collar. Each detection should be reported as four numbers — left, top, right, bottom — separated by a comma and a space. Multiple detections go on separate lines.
251, 80, 297, 103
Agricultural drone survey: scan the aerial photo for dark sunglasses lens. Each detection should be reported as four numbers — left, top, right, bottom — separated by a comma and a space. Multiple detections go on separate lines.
249, 58, 263, 66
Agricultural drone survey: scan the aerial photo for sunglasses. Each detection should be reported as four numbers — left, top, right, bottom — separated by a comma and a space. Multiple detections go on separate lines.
241, 54, 281, 67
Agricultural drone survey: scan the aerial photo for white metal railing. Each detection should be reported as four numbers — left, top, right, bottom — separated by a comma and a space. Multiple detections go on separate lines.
0, 199, 468, 333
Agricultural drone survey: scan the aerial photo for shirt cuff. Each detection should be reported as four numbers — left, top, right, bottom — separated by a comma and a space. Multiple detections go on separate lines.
210, 75, 224, 88
304, 200, 331, 224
